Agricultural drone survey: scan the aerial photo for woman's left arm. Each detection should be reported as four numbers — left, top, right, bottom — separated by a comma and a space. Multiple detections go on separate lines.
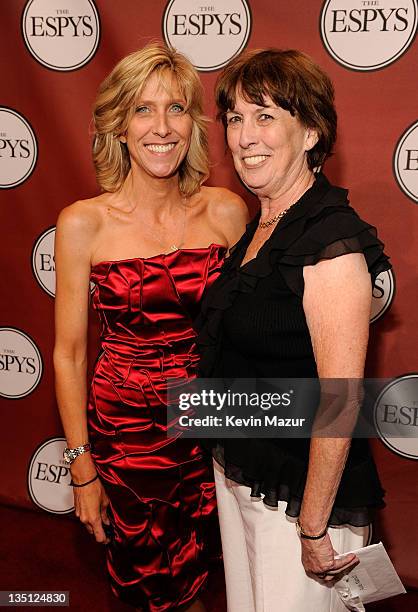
299, 252, 372, 579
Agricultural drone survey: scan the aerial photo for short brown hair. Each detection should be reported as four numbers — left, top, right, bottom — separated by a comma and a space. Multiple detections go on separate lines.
215, 48, 337, 170
93, 42, 209, 196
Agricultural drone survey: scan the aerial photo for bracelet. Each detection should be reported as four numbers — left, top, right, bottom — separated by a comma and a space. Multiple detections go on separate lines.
296, 518, 327, 540
63, 443, 91, 465
70, 474, 99, 488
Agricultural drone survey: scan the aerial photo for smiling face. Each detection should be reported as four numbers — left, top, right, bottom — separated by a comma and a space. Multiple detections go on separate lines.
120, 71, 193, 182
225, 91, 318, 199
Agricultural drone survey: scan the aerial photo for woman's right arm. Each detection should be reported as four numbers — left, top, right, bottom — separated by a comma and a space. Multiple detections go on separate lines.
53, 202, 110, 544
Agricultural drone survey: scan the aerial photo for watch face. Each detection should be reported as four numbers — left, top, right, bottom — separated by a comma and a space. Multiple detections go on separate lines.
63, 449, 73, 464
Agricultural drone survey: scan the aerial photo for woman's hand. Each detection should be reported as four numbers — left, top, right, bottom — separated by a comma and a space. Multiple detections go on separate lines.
301, 534, 358, 581
73, 473, 111, 544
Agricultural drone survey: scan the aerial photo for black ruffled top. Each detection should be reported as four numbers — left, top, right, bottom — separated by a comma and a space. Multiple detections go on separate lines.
197, 172, 391, 526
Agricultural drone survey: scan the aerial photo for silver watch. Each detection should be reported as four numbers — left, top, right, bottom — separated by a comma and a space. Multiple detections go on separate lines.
63, 443, 91, 464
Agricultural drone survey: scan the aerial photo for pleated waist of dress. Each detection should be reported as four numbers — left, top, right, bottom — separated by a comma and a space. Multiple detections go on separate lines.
99, 322, 197, 349
89, 338, 202, 464
96, 335, 200, 382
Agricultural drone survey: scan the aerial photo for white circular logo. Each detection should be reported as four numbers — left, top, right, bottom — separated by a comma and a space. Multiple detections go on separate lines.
0, 328, 43, 399
28, 438, 74, 514
0, 107, 37, 189
32, 226, 56, 297
163, 0, 251, 71
374, 374, 418, 460
370, 269, 395, 323
320, 0, 418, 71
393, 120, 418, 203
22, 0, 100, 71
31, 226, 95, 297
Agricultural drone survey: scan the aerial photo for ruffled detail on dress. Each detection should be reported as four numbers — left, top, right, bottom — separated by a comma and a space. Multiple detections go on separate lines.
197, 172, 391, 375
213, 440, 385, 526
196, 173, 390, 526
278, 207, 391, 298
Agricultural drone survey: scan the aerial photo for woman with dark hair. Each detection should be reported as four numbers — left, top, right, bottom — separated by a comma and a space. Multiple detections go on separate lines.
198, 48, 390, 611
53, 42, 247, 611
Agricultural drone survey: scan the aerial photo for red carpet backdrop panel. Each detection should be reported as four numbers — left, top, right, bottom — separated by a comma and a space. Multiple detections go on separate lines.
0, 0, 417, 593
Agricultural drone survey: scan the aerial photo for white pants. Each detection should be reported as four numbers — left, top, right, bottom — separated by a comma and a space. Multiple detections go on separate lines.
214, 460, 370, 612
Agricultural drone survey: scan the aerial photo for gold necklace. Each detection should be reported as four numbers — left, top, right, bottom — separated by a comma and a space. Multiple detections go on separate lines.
125, 190, 188, 253
259, 205, 292, 229
259, 179, 315, 230
156, 197, 187, 252
165, 201, 187, 252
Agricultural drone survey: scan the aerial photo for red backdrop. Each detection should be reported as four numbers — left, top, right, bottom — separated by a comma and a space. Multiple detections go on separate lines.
1, 0, 417, 588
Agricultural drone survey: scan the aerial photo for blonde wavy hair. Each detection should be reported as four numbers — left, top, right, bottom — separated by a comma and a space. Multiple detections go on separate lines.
92, 42, 209, 196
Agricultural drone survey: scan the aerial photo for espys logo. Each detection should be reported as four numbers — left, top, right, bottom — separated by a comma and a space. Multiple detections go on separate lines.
0, 107, 37, 189
393, 120, 418, 203
0, 328, 43, 399
31, 225, 95, 297
370, 269, 395, 323
374, 374, 418, 460
22, 0, 100, 71
162, 0, 251, 71
320, 0, 418, 71
32, 226, 56, 297
28, 438, 74, 513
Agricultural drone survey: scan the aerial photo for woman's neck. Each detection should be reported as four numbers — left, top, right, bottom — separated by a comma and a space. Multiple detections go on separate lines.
122, 169, 184, 215
258, 168, 315, 221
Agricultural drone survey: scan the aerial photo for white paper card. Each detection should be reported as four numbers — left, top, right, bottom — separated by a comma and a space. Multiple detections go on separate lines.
333, 542, 406, 611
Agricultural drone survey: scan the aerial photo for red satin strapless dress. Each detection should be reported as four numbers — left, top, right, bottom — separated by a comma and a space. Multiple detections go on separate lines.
87, 244, 226, 611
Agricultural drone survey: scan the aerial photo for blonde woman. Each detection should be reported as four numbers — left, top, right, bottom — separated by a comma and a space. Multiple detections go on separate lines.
53, 43, 247, 611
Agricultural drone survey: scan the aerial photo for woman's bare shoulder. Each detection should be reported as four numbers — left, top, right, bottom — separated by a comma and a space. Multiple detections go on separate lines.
200, 186, 249, 222
56, 193, 112, 235
198, 186, 249, 247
